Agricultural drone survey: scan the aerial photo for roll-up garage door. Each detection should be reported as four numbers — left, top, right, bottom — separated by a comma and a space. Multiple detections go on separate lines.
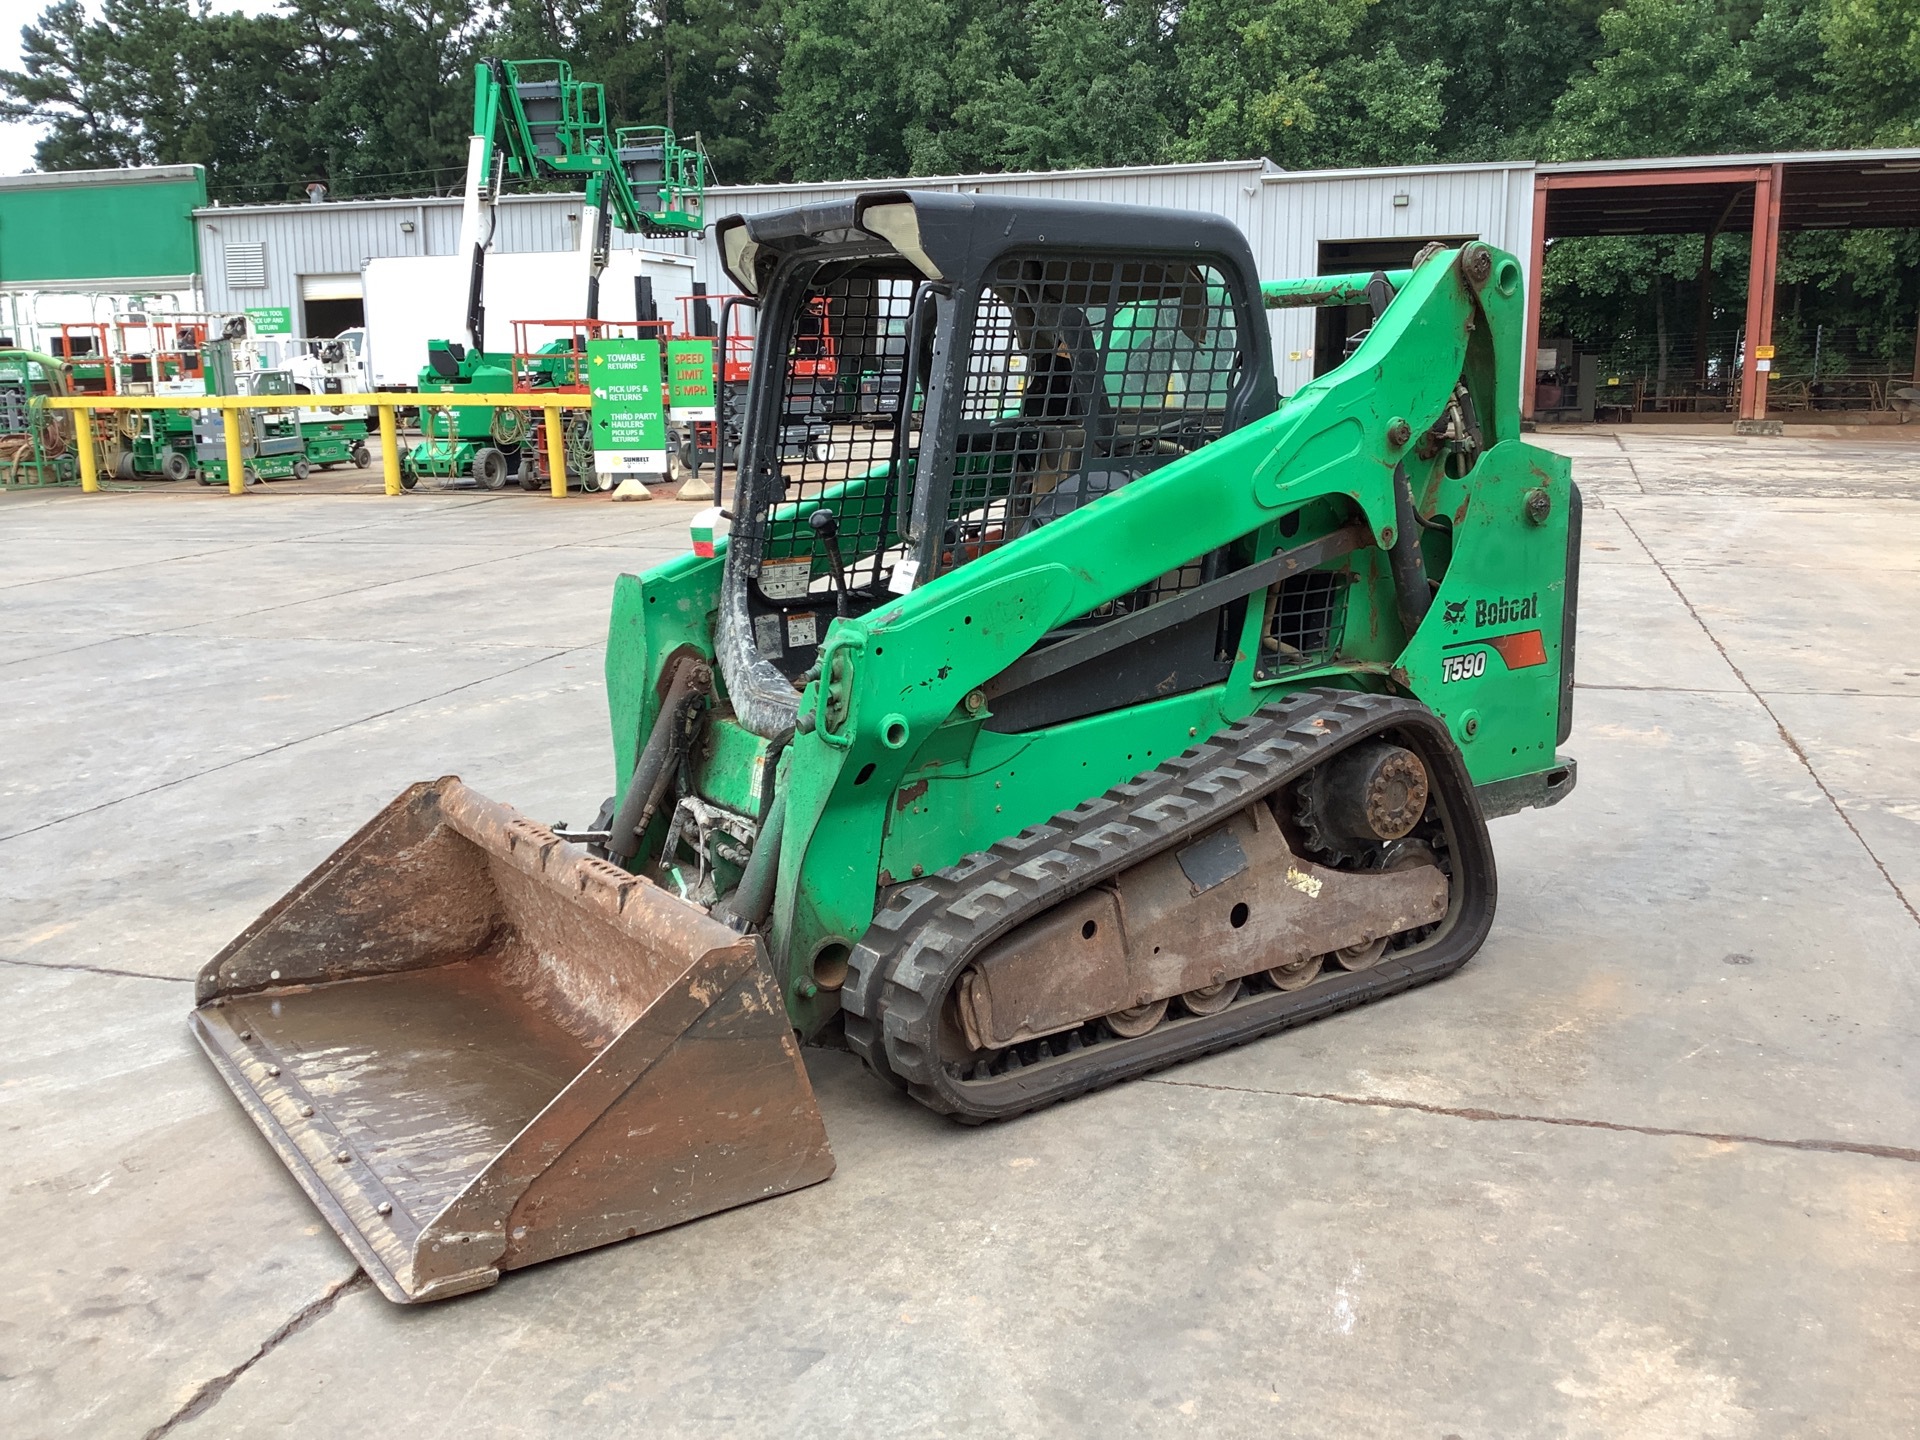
300, 274, 364, 301
300, 274, 366, 339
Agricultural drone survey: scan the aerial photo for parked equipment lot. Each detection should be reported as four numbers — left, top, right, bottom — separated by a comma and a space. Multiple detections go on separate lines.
2, 428, 1917, 1436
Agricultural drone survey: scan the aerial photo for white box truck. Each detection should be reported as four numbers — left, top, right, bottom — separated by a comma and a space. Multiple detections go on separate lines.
361, 249, 698, 388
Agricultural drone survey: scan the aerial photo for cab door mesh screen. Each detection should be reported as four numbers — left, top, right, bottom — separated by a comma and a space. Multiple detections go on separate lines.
936, 256, 1241, 579
768, 267, 922, 595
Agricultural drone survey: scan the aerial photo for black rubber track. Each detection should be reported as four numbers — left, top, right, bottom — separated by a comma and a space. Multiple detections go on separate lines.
841, 689, 1498, 1122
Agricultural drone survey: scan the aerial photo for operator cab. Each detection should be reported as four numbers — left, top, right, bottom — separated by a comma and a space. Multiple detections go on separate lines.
715, 191, 1277, 686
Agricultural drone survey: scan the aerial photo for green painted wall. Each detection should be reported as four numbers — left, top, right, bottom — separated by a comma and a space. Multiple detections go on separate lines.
0, 171, 207, 285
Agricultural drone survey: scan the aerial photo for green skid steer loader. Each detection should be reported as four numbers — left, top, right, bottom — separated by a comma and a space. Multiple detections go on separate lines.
192, 193, 1578, 1302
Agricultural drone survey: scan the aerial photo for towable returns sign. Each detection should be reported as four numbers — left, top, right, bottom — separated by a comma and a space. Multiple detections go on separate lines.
587, 338, 667, 478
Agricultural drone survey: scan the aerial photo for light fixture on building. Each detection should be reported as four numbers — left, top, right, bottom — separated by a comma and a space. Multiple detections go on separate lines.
400, 220, 416, 233
1392, 193, 1410, 208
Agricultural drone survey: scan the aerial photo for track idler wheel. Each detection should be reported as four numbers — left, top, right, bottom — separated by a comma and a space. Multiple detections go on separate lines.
1104, 998, 1169, 1037
1265, 954, 1325, 991
1181, 979, 1242, 1016
1297, 740, 1430, 861
1329, 936, 1389, 971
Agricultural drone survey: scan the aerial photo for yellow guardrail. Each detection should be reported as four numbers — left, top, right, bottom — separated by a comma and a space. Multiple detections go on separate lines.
43, 392, 593, 498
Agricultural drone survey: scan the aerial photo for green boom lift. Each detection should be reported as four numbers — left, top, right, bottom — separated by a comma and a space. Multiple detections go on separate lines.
406, 58, 710, 488
193, 194, 1579, 1303
0, 349, 79, 487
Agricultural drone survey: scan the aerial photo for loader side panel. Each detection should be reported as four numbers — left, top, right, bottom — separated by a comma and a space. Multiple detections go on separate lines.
606, 558, 721, 790
1396, 440, 1575, 783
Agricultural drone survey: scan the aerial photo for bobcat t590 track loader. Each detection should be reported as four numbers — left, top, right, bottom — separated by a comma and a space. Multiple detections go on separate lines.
191, 192, 1579, 1301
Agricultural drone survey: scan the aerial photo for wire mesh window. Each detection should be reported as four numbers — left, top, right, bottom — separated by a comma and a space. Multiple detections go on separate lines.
937, 255, 1242, 579
1257, 570, 1348, 677
1079, 554, 1212, 623
761, 265, 923, 598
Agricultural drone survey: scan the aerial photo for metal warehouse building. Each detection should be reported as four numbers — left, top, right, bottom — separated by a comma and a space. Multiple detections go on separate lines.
0, 164, 208, 346
194, 158, 1535, 397
690, 159, 1535, 397
195, 192, 701, 323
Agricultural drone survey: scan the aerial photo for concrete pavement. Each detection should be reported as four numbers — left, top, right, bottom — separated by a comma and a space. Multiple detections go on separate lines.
2, 432, 1916, 1437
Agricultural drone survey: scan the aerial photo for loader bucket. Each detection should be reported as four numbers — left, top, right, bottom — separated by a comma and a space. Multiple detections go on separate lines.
189, 777, 834, 1303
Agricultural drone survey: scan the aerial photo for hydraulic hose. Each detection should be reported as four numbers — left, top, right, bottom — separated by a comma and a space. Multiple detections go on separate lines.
1388, 460, 1432, 643
713, 790, 786, 931
606, 660, 709, 863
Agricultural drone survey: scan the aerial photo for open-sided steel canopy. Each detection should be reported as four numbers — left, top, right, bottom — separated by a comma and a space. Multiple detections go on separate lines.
1524, 148, 1920, 423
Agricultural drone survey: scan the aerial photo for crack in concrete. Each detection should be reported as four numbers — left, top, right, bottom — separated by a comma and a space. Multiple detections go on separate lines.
1153, 1080, 1920, 1164
132, 522, 677, 639
0, 954, 189, 982
140, 1273, 367, 1438
1576, 682, 1743, 695
0, 501, 469, 593
1, 628, 597, 676
150, 544, 581, 634
1578, 681, 1919, 699
0, 632, 156, 672
216, 633, 593, 652
0, 543, 276, 593
1610, 432, 1649, 494
0, 642, 590, 846
0, 488, 671, 607
1, 504, 684, 673
1615, 508, 1920, 929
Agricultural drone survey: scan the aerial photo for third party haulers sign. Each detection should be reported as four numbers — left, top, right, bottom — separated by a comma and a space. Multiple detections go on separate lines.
666, 338, 717, 421
587, 338, 667, 478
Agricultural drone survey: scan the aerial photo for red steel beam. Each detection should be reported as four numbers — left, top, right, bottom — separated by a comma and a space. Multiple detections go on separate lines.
1739, 164, 1785, 422
1533, 167, 1773, 425
1524, 180, 1549, 422
1536, 167, 1772, 192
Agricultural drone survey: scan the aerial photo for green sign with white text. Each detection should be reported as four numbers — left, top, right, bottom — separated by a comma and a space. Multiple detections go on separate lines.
666, 338, 717, 420
587, 337, 667, 475
246, 306, 293, 336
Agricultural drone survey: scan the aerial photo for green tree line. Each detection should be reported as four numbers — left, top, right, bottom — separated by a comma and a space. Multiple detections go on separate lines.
3, 0, 1916, 378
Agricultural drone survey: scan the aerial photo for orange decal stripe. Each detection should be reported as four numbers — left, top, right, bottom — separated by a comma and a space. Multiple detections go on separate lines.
1489, 629, 1548, 669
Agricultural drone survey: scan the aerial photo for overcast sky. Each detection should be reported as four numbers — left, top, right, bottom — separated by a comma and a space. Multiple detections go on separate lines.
1, 13, 41, 174
3, 1, 280, 174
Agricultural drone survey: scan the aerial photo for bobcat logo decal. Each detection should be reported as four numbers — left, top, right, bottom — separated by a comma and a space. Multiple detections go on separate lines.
1442, 600, 1467, 627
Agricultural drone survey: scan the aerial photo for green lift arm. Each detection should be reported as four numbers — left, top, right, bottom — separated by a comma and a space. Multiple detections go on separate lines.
454, 58, 711, 347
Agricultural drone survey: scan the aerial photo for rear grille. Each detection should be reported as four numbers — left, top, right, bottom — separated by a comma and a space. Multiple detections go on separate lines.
1260, 570, 1347, 675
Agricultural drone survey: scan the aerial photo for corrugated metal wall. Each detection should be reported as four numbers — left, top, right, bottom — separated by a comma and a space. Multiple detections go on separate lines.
689, 162, 1272, 293
1256, 163, 1534, 391
198, 163, 1279, 318
197, 159, 1536, 393
197, 194, 697, 318
701, 162, 1271, 215
687, 160, 1534, 392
